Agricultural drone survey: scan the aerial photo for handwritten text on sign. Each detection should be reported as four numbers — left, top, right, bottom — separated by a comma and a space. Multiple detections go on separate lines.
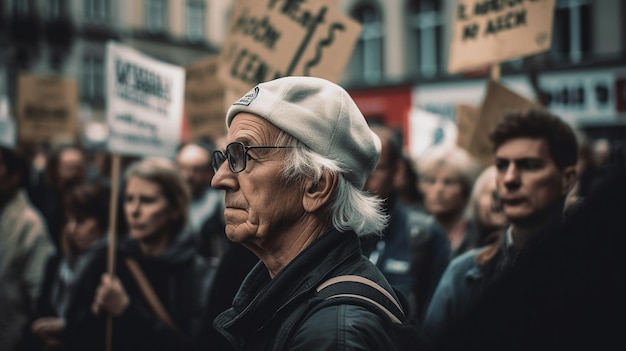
184, 56, 227, 139
219, 0, 361, 95
17, 74, 78, 143
448, 0, 555, 74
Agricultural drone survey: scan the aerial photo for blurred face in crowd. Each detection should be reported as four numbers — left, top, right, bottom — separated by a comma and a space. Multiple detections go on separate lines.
58, 148, 85, 188
211, 113, 304, 247
420, 167, 467, 218
476, 176, 507, 229
176, 144, 213, 197
495, 137, 576, 226
64, 212, 102, 253
124, 177, 177, 242
364, 137, 397, 202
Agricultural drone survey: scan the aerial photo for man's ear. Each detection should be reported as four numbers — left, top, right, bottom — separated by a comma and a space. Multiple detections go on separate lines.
302, 170, 338, 213
561, 165, 578, 196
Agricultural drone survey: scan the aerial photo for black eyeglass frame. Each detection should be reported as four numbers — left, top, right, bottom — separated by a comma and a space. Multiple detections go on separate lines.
212, 141, 294, 173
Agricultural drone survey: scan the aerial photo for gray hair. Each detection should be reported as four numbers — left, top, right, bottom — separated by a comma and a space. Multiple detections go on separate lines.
464, 165, 497, 220
416, 144, 481, 198
124, 157, 191, 236
276, 132, 388, 237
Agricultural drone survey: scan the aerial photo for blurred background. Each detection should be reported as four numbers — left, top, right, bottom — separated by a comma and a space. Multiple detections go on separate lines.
0, 0, 624, 155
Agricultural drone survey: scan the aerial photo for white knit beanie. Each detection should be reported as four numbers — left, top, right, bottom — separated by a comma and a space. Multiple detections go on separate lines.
226, 76, 381, 189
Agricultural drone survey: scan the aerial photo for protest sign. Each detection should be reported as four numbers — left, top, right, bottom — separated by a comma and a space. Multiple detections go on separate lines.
184, 56, 227, 139
106, 41, 185, 158
408, 107, 458, 159
455, 103, 481, 152
0, 95, 16, 148
17, 74, 78, 143
448, 0, 555, 74
469, 79, 538, 167
219, 0, 362, 94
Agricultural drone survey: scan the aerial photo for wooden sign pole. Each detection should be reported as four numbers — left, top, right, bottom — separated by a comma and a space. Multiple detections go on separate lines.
106, 154, 121, 351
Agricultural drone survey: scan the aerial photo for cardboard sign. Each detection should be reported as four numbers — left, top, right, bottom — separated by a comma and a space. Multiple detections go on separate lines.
448, 0, 555, 74
219, 0, 362, 94
469, 79, 538, 167
455, 103, 481, 152
184, 56, 228, 140
106, 42, 185, 158
17, 74, 78, 143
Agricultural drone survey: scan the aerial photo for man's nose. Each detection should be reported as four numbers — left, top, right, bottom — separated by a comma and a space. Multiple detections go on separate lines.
503, 164, 521, 188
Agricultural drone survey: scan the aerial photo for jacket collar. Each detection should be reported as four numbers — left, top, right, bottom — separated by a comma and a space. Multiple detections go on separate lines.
215, 227, 362, 348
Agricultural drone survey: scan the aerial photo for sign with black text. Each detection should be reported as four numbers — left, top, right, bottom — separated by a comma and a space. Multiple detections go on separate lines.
17, 74, 78, 143
106, 42, 185, 157
219, 0, 361, 95
184, 56, 227, 139
448, 0, 555, 74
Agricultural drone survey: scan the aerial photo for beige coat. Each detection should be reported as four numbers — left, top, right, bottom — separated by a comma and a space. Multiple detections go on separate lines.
0, 191, 56, 351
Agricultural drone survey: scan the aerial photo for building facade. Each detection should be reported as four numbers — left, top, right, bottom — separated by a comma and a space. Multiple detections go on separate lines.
1, 0, 625, 147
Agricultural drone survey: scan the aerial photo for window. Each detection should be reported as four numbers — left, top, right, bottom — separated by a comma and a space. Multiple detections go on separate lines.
186, 1, 205, 42
407, 0, 443, 78
82, 55, 104, 103
84, 0, 108, 22
146, 0, 167, 33
550, 0, 592, 64
351, 3, 384, 83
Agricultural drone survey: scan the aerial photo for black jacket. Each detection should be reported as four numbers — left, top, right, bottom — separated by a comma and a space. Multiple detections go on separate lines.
63, 233, 216, 351
214, 228, 402, 351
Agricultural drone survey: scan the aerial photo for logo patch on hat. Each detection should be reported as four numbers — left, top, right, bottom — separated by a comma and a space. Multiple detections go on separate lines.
233, 86, 259, 106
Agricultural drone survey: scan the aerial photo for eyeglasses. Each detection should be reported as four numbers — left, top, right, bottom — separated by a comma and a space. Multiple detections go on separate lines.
212, 141, 293, 173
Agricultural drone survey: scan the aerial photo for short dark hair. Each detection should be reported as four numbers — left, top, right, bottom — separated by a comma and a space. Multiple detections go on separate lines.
490, 109, 578, 169
64, 182, 110, 232
0, 146, 27, 177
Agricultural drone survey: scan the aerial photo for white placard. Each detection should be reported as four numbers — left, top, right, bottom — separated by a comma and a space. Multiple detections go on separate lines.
106, 41, 185, 158
0, 95, 15, 148
408, 108, 458, 159
0, 118, 17, 148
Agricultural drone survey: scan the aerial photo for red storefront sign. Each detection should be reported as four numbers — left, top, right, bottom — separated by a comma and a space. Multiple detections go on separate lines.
348, 85, 412, 130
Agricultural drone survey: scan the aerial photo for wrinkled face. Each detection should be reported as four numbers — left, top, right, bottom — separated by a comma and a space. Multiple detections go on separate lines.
176, 144, 213, 197
124, 177, 175, 241
495, 138, 575, 225
476, 177, 507, 229
210, 113, 305, 246
420, 167, 467, 217
58, 149, 85, 187
64, 214, 102, 253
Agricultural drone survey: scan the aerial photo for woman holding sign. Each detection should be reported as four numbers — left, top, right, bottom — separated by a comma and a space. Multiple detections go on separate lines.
63, 157, 217, 351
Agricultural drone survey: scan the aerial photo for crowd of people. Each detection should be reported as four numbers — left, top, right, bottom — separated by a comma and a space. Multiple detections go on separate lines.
1, 76, 624, 351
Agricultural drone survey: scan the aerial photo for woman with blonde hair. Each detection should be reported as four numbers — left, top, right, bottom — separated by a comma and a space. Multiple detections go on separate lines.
63, 157, 216, 351
416, 145, 481, 257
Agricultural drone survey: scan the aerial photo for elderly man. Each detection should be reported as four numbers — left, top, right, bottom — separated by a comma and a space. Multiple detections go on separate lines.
211, 77, 412, 350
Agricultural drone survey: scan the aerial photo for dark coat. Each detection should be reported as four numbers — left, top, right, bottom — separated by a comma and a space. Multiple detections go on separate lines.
434, 168, 626, 351
214, 228, 402, 351
63, 234, 216, 351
